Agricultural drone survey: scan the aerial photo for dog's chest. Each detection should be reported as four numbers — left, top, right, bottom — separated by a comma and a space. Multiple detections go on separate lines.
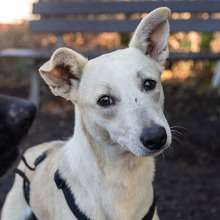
59, 142, 155, 219
74, 171, 153, 220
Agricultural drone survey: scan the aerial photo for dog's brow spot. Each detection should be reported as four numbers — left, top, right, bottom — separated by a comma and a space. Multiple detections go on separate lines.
135, 98, 138, 103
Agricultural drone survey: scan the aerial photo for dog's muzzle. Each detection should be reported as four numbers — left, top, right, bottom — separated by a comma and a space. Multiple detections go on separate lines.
140, 124, 167, 151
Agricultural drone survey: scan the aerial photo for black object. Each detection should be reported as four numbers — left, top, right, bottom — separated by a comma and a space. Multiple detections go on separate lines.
0, 94, 37, 177
54, 170, 90, 220
14, 168, 31, 204
142, 190, 156, 220
14, 152, 48, 220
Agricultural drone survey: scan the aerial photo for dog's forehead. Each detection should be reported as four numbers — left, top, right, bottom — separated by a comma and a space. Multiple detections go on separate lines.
83, 48, 160, 83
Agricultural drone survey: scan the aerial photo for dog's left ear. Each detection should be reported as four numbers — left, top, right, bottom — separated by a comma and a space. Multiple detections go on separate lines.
39, 48, 88, 101
129, 7, 171, 65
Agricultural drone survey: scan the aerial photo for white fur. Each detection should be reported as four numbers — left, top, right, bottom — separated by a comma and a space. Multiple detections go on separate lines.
1, 7, 171, 220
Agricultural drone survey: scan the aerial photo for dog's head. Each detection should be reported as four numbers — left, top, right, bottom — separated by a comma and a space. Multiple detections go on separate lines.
39, 7, 171, 157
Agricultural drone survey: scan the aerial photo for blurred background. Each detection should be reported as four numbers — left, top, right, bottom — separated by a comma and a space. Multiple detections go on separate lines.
0, 0, 219, 219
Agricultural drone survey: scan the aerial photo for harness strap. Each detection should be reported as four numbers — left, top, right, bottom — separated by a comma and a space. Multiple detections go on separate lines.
54, 170, 90, 220
54, 170, 156, 220
14, 151, 48, 220
34, 151, 47, 167
19, 151, 48, 171
14, 168, 30, 204
142, 190, 156, 220
21, 155, 35, 171
14, 168, 38, 220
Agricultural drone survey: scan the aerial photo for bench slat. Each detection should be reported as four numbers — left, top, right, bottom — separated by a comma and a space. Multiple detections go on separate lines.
170, 19, 220, 32
33, 1, 220, 15
0, 49, 51, 60
169, 52, 220, 61
30, 18, 220, 33
1, 49, 219, 61
82, 51, 220, 61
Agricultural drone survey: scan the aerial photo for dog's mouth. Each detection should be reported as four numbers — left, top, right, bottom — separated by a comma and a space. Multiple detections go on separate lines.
122, 142, 170, 157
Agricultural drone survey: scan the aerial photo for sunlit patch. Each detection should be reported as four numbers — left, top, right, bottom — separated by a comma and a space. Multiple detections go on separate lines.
0, 0, 34, 24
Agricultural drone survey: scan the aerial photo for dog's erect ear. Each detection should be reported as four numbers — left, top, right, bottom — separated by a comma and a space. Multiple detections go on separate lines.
129, 7, 171, 65
39, 48, 88, 101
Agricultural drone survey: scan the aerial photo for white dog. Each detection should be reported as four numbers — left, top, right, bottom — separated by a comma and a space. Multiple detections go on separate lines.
1, 7, 171, 220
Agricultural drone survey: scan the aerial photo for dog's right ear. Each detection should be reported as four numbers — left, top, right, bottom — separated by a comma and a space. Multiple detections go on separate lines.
39, 48, 88, 101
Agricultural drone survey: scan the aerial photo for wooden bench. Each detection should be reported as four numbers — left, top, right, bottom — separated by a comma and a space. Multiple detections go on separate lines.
1, 0, 220, 105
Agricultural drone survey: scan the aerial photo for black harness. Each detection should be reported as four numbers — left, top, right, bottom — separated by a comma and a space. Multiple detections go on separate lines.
14, 151, 47, 220
54, 170, 90, 220
54, 169, 156, 220
15, 152, 156, 220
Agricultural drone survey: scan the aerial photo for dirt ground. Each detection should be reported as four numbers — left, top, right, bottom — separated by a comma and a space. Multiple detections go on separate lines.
0, 75, 219, 220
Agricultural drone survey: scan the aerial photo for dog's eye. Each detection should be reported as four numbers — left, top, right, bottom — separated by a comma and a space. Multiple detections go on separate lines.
97, 96, 114, 107
144, 80, 156, 91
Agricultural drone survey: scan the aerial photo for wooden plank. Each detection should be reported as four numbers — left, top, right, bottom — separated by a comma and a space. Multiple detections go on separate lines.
0, 48, 51, 60
1, 49, 219, 61
29, 19, 139, 33
170, 19, 220, 32
78, 51, 220, 60
168, 52, 220, 61
29, 18, 220, 33
33, 1, 220, 15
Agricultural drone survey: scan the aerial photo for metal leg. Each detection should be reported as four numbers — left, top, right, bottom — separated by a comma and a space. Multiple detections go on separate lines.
28, 60, 40, 107
55, 35, 64, 49
211, 60, 220, 94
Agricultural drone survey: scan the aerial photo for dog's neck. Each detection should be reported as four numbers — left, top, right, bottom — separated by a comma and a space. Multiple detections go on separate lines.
61, 106, 155, 219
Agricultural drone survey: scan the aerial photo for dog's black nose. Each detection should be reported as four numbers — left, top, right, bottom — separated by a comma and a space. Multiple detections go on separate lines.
140, 125, 167, 150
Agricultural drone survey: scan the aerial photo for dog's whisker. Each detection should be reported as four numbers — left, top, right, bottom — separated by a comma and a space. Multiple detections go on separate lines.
171, 130, 183, 138
172, 135, 182, 142
169, 145, 175, 151
171, 130, 184, 137
172, 134, 183, 146
170, 125, 190, 132
161, 152, 166, 160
